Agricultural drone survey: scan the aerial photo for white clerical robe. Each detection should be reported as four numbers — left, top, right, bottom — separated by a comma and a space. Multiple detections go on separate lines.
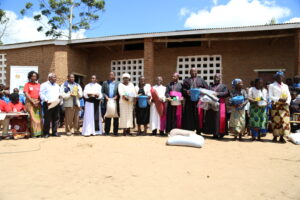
118, 82, 136, 128
82, 83, 103, 136
149, 85, 166, 131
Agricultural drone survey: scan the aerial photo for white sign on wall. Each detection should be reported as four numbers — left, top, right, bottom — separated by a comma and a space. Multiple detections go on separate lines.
10, 66, 39, 93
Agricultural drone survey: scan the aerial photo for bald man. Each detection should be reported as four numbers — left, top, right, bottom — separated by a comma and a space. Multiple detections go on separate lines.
165, 73, 183, 133
182, 68, 209, 133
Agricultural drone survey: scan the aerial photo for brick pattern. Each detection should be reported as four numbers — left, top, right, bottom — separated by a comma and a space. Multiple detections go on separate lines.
296, 29, 300, 75
144, 38, 155, 84
0, 29, 297, 89
0, 54, 6, 84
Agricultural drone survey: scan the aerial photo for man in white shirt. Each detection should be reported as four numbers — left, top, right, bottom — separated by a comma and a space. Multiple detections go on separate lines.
40, 73, 61, 137
60, 74, 83, 136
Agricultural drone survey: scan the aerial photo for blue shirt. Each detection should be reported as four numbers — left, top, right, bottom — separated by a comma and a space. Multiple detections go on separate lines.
19, 94, 26, 105
2, 96, 10, 103
108, 81, 116, 98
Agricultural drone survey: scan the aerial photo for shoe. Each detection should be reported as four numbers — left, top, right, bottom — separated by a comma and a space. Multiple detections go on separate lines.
279, 136, 286, 143
52, 133, 60, 137
272, 137, 277, 142
44, 134, 50, 138
113, 133, 118, 136
66, 132, 72, 136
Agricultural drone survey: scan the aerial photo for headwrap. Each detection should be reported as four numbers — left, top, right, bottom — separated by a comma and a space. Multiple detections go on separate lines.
232, 78, 242, 87
122, 73, 131, 79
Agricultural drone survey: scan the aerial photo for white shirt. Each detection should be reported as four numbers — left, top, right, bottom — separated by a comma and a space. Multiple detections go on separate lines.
40, 81, 60, 103
152, 85, 166, 102
248, 87, 268, 100
135, 84, 151, 96
268, 81, 291, 105
83, 83, 102, 99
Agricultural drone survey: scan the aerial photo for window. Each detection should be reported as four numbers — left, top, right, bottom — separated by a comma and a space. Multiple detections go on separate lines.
176, 55, 222, 85
0, 54, 6, 85
111, 58, 144, 85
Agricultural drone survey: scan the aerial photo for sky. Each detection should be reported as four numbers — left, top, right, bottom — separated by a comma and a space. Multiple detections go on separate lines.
0, 0, 300, 44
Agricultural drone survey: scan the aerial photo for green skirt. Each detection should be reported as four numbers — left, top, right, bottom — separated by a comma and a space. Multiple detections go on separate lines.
249, 103, 267, 129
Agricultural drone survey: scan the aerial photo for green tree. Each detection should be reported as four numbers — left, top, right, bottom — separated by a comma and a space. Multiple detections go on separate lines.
266, 17, 277, 25
0, 9, 10, 45
21, 0, 105, 40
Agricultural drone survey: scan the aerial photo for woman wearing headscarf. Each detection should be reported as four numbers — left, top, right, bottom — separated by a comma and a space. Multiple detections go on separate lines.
268, 71, 291, 143
203, 74, 229, 139
248, 78, 268, 141
229, 78, 248, 140
135, 76, 151, 135
118, 73, 137, 136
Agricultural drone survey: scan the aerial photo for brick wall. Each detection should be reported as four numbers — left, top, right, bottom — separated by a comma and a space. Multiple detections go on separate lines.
0, 45, 56, 86
295, 29, 300, 75
87, 45, 143, 83
0, 29, 297, 89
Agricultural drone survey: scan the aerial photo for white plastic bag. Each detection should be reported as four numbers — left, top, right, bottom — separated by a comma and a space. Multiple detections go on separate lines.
288, 133, 300, 145
167, 129, 205, 148
104, 99, 118, 118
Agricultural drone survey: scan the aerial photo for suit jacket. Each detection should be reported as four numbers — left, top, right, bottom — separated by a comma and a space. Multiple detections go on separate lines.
101, 80, 120, 115
102, 80, 119, 99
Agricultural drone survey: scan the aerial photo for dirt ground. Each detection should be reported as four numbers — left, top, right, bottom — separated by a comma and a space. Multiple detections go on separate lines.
0, 132, 299, 200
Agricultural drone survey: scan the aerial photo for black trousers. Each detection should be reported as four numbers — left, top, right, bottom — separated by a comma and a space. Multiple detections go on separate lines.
43, 102, 60, 135
104, 117, 119, 134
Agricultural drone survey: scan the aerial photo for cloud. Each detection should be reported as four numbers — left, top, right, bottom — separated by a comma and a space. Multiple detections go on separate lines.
182, 0, 291, 29
179, 8, 190, 17
0, 10, 86, 44
285, 17, 300, 23
212, 0, 218, 5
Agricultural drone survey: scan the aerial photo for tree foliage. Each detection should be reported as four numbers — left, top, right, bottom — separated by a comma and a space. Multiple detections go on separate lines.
21, 0, 105, 40
266, 17, 277, 25
0, 9, 10, 44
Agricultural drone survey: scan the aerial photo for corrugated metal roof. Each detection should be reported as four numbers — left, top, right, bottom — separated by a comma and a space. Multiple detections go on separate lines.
1, 22, 299, 50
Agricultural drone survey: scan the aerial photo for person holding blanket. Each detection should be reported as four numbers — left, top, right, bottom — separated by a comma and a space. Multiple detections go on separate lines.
268, 71, 291, 143
102, 72, 119, 136
82, 75, 103, 136
135, 76, 151, 135
118, 73, 137, 136
23, 71, 43, 137
60, 74, 83, 136
229, 78, 248, 140
165, 73, 183, 133
182, 68, 209, 133
248, 78, 268, 141
149, 76, 166, 136
203, 74, 229, 139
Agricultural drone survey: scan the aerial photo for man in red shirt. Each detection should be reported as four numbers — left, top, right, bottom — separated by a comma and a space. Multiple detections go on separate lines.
0, 99, 9, 140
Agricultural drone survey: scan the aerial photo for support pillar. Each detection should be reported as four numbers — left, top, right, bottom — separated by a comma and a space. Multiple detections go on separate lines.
144, 38, 155, 84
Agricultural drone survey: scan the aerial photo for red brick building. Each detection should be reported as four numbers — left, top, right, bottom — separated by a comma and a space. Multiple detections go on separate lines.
0, 23, 300, 87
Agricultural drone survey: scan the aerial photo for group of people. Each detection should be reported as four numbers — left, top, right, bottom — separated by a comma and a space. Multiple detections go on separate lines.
0, 68, 295, 144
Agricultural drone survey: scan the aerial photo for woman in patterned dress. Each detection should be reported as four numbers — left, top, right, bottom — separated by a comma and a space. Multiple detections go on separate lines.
248, 78, 268, 141
268, 72, 291, 143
